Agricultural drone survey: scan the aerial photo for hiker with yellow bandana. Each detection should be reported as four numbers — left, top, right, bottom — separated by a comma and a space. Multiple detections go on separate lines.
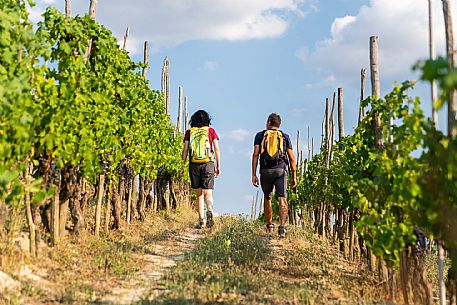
182, 110, 220, 229
251, 113, 296, 238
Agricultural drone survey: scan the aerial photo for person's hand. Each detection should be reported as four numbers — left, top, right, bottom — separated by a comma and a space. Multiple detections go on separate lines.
290, 177, 297, 188
215, 166, 221, 177
252, 175, 259, 187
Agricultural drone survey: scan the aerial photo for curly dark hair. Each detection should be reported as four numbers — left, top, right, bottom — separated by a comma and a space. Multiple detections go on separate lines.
190, 110, 212, 127
267, 113, 281, 128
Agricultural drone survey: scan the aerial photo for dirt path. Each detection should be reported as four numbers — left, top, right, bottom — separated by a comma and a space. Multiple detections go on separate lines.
96, 227, 203, 304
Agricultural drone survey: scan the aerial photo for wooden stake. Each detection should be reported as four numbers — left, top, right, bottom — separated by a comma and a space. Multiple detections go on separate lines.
142, 41, 149, 78
65, 0, 71, 17
358, 68, 367, 125
307, 126, 311, 161
94, 174, 105, 237
296, 130, 300, 167
337, 88, 345, 139
438, 241, 446, 305
443, 0, 457, 137
161, 57, 170, 115
51, 177, 60, 246
105, 181, 113, 233
126, 180, 133, 224
25, 163, 36, 257
254, 190, 259, 220
370, 36, 383, 147
184, 96, 189, 131
89, 0, 97, 19
59, 199, 68, 239
429, 0, 439, 126
311, 137, 314, 159
122, 27, 129, 51
177, 86, 183, 133
251, 196, 255, 221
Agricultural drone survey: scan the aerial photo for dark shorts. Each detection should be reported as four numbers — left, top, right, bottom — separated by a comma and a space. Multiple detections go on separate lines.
260, 168, 288, 199
189, 162, 215, 190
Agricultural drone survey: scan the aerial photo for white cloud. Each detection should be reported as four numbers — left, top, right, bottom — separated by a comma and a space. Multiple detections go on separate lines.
32, 0, 316, 54
227, 128, 251, 141
203, 61, 219, 71
298, 0, 455, 94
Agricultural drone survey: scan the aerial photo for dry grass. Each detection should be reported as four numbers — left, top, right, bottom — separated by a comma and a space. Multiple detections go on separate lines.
1, 204, 196, 305
144, 219, 388, 305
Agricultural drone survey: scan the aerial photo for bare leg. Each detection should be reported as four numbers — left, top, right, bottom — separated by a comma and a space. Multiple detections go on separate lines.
196, 188, 204, 220
203, 189, 213, 212
278, 197, 289, 226
264, 196, 273, 226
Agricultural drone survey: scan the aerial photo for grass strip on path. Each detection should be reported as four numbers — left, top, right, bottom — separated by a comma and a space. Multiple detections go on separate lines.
140, 218, 388, 305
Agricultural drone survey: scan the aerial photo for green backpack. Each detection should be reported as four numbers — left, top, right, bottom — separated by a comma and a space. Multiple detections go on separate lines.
189, 127, 212, 163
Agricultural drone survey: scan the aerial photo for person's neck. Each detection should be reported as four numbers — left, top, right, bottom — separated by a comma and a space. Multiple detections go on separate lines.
268, 126, 279, 130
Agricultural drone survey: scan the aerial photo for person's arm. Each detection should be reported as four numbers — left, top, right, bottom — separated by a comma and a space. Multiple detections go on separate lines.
213, 139, 221, 177
182, 141, 189, 162
286, 148, 297, 187
251, 145, 260, 187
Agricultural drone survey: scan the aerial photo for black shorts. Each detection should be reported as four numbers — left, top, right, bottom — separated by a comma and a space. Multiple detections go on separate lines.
189, 162, 215, 190
260, 168, 288, 199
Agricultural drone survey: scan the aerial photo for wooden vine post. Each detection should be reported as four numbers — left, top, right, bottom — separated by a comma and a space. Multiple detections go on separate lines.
359, 69, 367, 124
369, 36, 380, 275
161, 57, 171, 115
137, 41, 149, 222
429, 0, 439, 126
177, 86, 183, 133
443, 0, 457, 138
94, 174, 104, 237
443, 1, 456, 304
25, 162, 36, 257
122, 27, 129, 51
65, 0, 71, 17
51, 173, 60, 245
89, 0, 97, 19
184, 96, 189, 131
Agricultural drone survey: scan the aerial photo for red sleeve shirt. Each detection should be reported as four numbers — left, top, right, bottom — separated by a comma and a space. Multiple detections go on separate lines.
184, 127, 219, 151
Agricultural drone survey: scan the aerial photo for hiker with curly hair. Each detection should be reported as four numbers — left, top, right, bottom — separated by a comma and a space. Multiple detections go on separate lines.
182, 110, 221, 229
252, 113, 296, 238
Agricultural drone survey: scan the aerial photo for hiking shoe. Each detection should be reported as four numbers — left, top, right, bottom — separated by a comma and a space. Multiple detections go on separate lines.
196, 219, 205, 229
266, 224, 275, 233
206, 210, 214, 228
278, 225, 286, 238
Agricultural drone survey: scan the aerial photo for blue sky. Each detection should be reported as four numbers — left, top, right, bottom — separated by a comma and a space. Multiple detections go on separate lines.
30, 0, 453, 216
